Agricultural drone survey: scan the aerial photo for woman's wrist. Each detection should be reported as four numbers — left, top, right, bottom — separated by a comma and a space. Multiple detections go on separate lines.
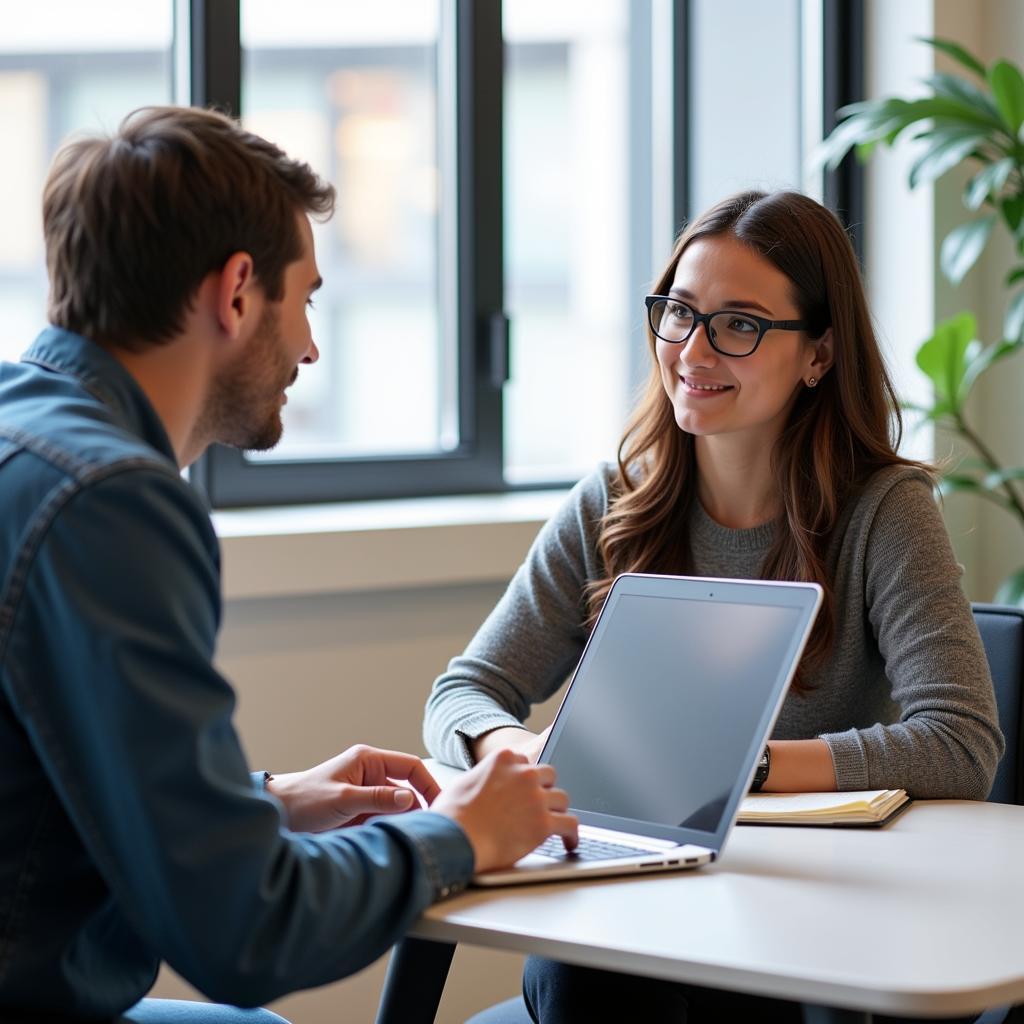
472, 726, 533, 762
761, 739, 837, 792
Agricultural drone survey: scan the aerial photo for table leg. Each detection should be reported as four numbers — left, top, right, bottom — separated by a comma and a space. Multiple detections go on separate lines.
374, 937, 457, 1024
802, 1006, 872, 1024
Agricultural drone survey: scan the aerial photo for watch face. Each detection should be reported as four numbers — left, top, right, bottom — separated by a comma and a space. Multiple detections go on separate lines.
751, 748, 770, 791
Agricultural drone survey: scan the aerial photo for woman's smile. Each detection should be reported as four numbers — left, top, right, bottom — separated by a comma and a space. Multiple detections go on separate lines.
678, 374, 734, 396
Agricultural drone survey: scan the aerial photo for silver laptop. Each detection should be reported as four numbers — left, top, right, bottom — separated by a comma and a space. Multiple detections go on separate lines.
474, 573, 822, 886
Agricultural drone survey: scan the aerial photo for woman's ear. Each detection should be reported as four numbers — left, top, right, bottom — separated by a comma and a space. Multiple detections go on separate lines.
807, 328, 835, 383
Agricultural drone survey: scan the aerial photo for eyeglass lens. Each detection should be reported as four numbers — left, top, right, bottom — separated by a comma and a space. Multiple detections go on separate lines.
650, 299, 761, 356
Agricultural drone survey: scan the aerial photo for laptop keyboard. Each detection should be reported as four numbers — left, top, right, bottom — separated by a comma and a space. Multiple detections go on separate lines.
534, 834, 656, 862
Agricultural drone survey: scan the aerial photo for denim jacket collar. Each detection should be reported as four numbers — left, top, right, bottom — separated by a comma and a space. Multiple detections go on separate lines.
22, 327, 177, 465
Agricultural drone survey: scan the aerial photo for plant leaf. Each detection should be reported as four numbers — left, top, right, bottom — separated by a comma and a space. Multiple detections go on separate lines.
956, 456, 993, 473
964, 157, 1015, 210
899, 398, 953, 423
916, 311, 977, 406
1006, 267, 1024, 286
923, 72, 1003, 121
918, 36, 987, 79
983, 467, 1024, 489
960, 338, 1023, 398
995, 567, 1024, 606
816, 100, 915, 171
989, 60, 1024, 135
908, 97, 1002, 133
854, 139, 877, 163
939, 476, 1013, 511
1006, 289, 1024, 343
938, 474, 984, 496
940, 216, 997, 284
909, 131, 989, 189
1004, 195, 1024, 233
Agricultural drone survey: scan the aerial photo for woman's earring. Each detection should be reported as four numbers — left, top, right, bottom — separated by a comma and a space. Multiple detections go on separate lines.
807, 377, 818, 388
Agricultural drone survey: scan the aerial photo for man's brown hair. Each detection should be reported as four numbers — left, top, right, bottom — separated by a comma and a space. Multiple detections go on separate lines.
43, 105, 335, 351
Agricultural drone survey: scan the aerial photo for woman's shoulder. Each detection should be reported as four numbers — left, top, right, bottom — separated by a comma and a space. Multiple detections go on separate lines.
565, 461, 621, 514
837, 463, 941, 547
538, 462, 619, 544
851, 463, 936, 513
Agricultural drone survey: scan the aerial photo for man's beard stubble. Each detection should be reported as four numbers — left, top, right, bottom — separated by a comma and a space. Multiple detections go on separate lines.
191, 304, 294, 455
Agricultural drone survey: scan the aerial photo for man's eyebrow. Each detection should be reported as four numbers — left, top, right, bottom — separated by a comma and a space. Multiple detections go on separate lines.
668, 286, 772, 316
309, 276, 323, 293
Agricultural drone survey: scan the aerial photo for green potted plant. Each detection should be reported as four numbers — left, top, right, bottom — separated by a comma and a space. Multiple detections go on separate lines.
821, 37, 1024, 604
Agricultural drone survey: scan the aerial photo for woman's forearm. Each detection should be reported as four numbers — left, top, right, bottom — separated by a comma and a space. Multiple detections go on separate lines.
762, 738, 837, 792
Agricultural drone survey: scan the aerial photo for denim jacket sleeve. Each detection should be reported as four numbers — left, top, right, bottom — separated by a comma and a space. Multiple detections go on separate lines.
3, 464, 474, 1006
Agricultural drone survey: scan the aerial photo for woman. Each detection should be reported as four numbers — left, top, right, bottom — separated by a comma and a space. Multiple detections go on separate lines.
423, 190, 1003, 1023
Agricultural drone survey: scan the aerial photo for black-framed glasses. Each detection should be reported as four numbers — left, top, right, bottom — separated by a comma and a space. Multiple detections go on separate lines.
644, 295, 807, 358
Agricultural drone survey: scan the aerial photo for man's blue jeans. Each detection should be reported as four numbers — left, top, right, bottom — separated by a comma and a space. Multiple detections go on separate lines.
118, 999, 290, 1023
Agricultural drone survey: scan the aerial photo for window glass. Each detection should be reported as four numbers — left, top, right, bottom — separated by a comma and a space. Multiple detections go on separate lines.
688, 0, 804, 214
240, 1, 450, 460
503, 0, 633, 485
0, 1, 173, 362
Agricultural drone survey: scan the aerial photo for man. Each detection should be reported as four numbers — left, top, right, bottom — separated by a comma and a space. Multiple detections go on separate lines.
0, 106, 578, 1022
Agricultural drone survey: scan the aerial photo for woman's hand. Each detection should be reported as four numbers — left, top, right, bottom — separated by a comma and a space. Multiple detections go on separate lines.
473, 725, 552, 765
266, 745, 441, 832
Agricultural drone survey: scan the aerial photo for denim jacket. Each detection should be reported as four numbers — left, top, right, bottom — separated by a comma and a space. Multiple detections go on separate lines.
0, 329, 474, 1019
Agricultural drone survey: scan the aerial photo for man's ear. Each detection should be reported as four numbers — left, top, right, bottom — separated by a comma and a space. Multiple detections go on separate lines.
215, 252, 258, 341
807, 328, 835, 382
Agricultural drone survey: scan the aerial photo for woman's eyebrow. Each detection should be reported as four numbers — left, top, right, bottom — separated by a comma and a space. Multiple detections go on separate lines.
668, 286, 773, 316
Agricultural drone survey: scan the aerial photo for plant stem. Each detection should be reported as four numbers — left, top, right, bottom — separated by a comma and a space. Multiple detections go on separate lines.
954, 412, 1024, 523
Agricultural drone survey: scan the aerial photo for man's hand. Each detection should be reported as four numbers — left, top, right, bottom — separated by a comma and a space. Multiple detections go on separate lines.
267, 745, 441, 832
472, 724, 552, 764
432, 748, 578, 873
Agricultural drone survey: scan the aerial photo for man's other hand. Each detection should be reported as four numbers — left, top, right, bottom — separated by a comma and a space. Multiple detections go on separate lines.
432, 748, 578, 873
266, 745, 441, 832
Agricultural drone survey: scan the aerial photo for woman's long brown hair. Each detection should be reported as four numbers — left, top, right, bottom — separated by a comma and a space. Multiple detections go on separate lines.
585, 190, 931, 690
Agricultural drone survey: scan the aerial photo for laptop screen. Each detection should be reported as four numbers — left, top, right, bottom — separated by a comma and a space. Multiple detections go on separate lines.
539, 575, 820, 845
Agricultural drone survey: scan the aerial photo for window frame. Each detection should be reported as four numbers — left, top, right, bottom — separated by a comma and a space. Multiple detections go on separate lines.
190, 0, 506, 506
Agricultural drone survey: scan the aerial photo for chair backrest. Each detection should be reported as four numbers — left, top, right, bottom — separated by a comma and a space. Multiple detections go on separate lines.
973, 603, 1024, 804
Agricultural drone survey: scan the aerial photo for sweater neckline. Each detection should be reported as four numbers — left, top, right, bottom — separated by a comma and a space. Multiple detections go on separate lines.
689, 498, 776, 553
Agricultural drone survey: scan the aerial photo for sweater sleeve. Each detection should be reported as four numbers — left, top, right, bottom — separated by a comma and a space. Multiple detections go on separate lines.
819, 473, 1005, 799
423, 469, 611, 767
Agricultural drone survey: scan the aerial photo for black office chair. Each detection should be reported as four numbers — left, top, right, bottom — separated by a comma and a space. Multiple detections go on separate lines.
973, 603, 1024, 806
972, 604, 1024, 1024
377, 605, 1024, 1024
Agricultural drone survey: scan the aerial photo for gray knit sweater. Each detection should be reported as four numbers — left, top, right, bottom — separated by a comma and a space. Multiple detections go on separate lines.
424, 464, 1004, 799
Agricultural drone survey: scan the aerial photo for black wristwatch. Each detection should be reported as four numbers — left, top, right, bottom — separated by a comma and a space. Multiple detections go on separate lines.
750, 745, 771, 792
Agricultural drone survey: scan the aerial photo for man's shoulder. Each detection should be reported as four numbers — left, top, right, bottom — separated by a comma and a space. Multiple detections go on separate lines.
0, 359, 214, 568
0, 357, 177, 484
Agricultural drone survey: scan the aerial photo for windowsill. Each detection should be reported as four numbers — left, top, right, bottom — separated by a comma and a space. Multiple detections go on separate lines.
212, 489, 570, 601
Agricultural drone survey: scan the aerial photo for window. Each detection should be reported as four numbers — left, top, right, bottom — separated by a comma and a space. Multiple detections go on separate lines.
1, 1, 861, 507
0, 1, 173, 363
240, 3, 451, 463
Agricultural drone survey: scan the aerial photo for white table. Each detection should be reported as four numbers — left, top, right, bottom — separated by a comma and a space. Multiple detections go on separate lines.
380, 798, 1024, 1022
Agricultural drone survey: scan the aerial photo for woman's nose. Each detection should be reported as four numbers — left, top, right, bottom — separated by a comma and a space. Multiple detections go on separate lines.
680, 321, 719, 366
